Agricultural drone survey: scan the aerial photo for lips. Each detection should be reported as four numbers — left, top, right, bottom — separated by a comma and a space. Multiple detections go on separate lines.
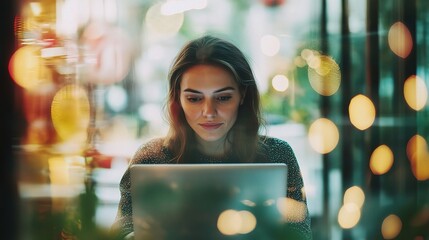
199, 122, 223, 130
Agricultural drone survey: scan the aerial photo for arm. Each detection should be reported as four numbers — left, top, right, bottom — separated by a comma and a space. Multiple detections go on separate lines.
266, 137, 313, 239
110, 138, 167, 239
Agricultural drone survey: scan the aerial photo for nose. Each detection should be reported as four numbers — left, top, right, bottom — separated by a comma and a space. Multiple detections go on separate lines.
202, 99, 217, 118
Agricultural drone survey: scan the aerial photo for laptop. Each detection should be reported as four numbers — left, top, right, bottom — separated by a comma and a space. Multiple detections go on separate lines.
130, 163, 288, 240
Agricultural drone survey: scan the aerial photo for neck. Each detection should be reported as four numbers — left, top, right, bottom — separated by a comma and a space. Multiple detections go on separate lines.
196, 137, 229, 157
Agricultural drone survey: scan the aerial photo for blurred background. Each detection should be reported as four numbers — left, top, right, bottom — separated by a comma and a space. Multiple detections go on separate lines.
1, 0, 428, 239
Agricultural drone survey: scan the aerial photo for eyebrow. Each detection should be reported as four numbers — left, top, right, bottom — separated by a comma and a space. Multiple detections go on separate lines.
182, 87, 236, 94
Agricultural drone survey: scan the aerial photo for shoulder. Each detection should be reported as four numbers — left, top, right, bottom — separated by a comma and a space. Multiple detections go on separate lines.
258, 136, 297, 163
130, 137, 172, 164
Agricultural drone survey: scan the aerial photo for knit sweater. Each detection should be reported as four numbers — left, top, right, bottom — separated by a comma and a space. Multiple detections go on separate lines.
111, 136, 312, 239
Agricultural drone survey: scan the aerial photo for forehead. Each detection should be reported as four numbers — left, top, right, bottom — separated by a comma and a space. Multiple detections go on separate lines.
180, 64, 239, 91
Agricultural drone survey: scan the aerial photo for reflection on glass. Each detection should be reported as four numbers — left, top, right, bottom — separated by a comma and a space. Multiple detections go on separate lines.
276, 197, 307, 222
307, 55, 341, 96
51, 84, 90, 145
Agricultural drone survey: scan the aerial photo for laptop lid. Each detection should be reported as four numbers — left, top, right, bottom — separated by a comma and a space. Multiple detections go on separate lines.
130, 163, 288, 240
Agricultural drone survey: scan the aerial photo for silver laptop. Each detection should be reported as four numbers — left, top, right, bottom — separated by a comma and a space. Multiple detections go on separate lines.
130, 163, 288, 240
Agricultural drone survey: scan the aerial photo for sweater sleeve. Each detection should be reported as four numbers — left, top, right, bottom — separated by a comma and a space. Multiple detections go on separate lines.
110, 138, 167, 239
265, 137, 313, 239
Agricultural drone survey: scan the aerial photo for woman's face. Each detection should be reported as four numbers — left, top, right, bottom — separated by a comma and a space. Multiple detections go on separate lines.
180, 64, 242, 148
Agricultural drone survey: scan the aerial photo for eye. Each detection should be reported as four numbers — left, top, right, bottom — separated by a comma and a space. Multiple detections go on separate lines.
186, 95, 202, 103
216, 95, 232, 102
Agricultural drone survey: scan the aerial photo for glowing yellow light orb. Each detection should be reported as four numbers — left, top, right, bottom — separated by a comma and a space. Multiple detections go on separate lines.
338, 203, 361, 229
272, 74, 289, 92
307, 55, 341, 96
381, 214, 402, 239
308, 118, 339, 154
8, 45, 52, 89
343, 186, 365, 209
403, 75, 428, 111
370, 145, 394, 175
51, 84, 90, 143
406, 135, 429, 181
237, 211, 256, 234
388, 22, 413, 59
276, 197, 307, 222
217, 209, 241, 235
349, 94, 376, 130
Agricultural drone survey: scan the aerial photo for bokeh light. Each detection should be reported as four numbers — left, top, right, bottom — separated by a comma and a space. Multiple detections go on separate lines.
51, 84, 90, 144
217, 209, 256, 235
349, 94, 376, 130
82, 23, 132, 85
403, 75, 428, 111
236, 211, 257, 234
308, 118, 339, 154
406, 135, 429, 181
338, 203, 361, 229
381, 214, 402, 239
161, 0, 207, 15
343, 186, 365, 209
388, 21, 413, 59
145, 2, 184, 38
276, 197, 307, 222
307, 55, 341, 96
271, 74, 289, 92
106, 85, 128, 112
8, 45, 52, 90
260, 34, 280, 56
369, 145, 394, 175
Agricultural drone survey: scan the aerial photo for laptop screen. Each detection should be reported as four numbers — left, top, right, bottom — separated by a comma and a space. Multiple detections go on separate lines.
130, 163, 288, 240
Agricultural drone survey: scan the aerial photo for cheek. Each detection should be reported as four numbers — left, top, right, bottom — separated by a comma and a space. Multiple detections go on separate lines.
181, 103, 200, 120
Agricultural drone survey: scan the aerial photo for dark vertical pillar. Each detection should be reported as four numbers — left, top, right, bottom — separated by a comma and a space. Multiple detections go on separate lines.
320, 0, 331, 239
364, 0, 381, 237
391, 0, 417, 202
0, 1, 19, 240
340, 0, 352, 238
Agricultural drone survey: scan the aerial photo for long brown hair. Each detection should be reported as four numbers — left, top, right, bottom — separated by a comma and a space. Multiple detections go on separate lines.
164, 35, 263, 163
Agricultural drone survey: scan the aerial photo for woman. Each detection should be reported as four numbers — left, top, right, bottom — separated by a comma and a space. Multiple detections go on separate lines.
112, 35, 312, 239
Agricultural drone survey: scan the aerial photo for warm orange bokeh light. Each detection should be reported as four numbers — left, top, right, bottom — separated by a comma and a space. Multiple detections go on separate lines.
388, 21, 413, 59
276, 197, 307, 222
381, 214, 402, 239
343, 186, 365, 209
307, 55, 341, 96
308, 118, 339, 154
8, 45, 52, 89
217, 209, 256, 235
403, 75, 428, 111
338, 203, 361, 229
349, 94, 376, 130
370, 145, 394, 175
406, 135, 429, 181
